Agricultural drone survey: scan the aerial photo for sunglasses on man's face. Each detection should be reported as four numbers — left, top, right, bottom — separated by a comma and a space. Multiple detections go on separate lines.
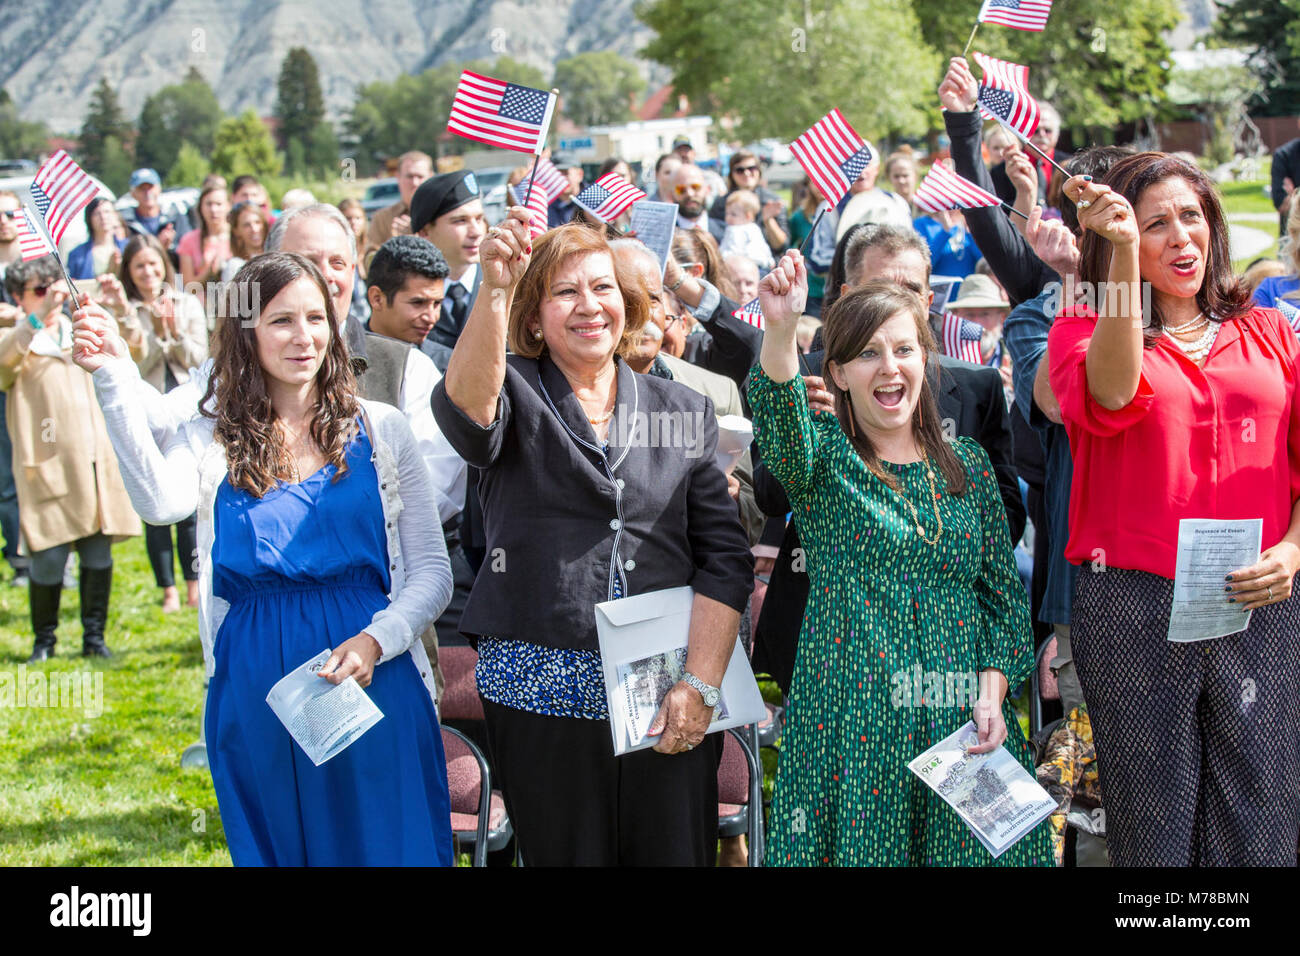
674, 183, 706, 195
0, 210, 20, 220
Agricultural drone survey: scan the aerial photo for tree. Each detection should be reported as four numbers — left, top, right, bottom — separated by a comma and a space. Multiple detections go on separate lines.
638, 0, 942, 141
211, 110, 283, 180
167, 141, 212, 188
1214, 0, 1300, 116
554, 52, 645, 126
135, 68, 225, 175
959, 0, 1183, 139
0, 89, 50, 160
97, 135, 135, 194
78, 78, 133, 177
275, 47, 325, 166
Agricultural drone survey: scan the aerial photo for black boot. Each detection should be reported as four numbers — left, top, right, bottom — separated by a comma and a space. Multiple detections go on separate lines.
28, 581, 61, 662
80, 565, 113, 658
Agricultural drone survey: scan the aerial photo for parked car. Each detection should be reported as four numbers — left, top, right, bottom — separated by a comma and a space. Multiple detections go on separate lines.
0, 171, 115, 257
361, 178, 399, 215
471, 165, 515, 225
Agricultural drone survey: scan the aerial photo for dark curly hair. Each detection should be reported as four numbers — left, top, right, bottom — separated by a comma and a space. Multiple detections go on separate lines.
201, 252, 359, 497
367, 235, 450, 305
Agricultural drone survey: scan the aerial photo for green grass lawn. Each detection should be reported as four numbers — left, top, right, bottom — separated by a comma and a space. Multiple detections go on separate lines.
0, 535, 230, 866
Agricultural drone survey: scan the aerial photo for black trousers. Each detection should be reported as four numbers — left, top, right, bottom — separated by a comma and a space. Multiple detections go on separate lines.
482, 698, 722, 866
1071, 567, 1300, 866
145, 514, 199, 588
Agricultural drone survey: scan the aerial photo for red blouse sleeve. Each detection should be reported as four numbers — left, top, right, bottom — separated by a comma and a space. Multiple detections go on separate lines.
1048, 305, 1156, 437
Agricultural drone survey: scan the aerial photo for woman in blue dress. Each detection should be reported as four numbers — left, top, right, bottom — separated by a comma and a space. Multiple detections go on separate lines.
72, 252, 454, 866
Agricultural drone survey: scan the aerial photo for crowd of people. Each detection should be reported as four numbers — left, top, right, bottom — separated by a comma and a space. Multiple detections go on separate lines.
2, 53, 1299, 868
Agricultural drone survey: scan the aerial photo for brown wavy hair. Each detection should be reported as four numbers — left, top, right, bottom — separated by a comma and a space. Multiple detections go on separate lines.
1076, 152, 1252, 346
507, 224, 650, 360
201, 252, 359, 497
119, 233, 176, 302
822, 281, 967, 496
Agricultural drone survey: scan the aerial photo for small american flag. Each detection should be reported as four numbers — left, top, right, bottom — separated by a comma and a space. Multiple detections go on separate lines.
942, 311, 984, 364
732, 297, 764, 330
978, 0, 1053, 31
14, 208, 57, 261
529, 157, 569, 204
913, 162, 1003, 214
30, 149, 98, 246
446, 71, 557, 154
572, 172, 646, 222
1274, 297, 1300, 334
789, 109, 874, 206
973, 52, 1040, 139
509, 179, 551, 239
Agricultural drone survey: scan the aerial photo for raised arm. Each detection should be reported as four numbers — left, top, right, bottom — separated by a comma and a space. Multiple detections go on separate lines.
1063, 175, 1143, 410
442, 206, 531, 426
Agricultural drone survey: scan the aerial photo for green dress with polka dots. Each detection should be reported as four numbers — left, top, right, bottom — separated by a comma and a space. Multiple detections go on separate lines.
750, 367, 1052, 867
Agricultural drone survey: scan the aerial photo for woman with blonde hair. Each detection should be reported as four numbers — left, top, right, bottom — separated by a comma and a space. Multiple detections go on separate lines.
431, 213, 753, 865
1251, 197, 1300, 315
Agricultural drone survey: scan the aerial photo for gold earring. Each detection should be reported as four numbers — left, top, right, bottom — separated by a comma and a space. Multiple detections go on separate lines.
533, 328, 543, 341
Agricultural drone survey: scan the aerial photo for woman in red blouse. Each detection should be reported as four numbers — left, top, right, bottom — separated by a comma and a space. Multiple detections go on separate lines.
1048, 152, 1300, 866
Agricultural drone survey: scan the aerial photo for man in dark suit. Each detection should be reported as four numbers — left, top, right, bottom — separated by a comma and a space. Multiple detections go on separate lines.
411, 170, 485, 372
751, 225, 1024, 694
671, 163, 726, 245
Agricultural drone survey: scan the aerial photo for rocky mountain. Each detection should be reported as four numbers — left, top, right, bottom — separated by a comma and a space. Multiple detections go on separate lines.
0, 0, 657, 134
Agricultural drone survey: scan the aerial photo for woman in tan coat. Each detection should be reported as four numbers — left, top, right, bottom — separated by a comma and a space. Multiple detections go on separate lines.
0, 256, 140, 661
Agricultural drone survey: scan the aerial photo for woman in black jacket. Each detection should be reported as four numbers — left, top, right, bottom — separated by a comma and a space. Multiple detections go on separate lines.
431, 210, 753, 866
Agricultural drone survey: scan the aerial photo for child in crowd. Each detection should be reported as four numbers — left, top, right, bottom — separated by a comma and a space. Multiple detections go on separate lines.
720, 190, 775, 271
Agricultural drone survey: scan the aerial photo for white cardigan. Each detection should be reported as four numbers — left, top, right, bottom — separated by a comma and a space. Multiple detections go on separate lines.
92, 358, 452, 700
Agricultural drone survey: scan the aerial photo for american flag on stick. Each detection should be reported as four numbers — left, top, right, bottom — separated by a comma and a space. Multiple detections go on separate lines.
446, 71, 557, 154
732, 297, 765, 330
509, 179, 551, 239
973, 52, 1040, 139
528, 156, 569, 204
789, 109, 874, 207
1274, 298, 1300, 334
978, 0, 1053, 32
913, 162, 1003, 214
14, 208, 58, 261
572, 173, 646, 222
943, 311, 984, 365
30, 150, 98, 247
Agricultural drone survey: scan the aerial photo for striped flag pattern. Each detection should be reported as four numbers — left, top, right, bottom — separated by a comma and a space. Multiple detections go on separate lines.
789, 109, 874, 206
509, 179, 551, 239
1274, 298, 1300, 334
913, 162, 1004, 214
977, 0, 1053, 31
14, 209, 57, 261
529, 157, 569, 204
732, 297, 764, 330
30, 150, 98, 246
573, 172, 646, 222
942, 311, 984, 364
446, 71, 557, 154
973, 52, 1041, 139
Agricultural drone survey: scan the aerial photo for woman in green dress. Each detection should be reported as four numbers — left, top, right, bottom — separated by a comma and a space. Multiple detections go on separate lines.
750, 250, 1051, 866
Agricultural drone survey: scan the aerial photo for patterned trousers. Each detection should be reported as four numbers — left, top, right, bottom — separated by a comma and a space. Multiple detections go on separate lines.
1071, 567, 1300, 866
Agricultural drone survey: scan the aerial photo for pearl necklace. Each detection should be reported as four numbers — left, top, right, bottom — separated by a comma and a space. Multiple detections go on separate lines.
1164, 319, 1218, 363
1164, 311, 1206, 334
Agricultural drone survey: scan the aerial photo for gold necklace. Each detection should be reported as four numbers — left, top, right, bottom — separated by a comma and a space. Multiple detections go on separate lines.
889, 458, 944, 546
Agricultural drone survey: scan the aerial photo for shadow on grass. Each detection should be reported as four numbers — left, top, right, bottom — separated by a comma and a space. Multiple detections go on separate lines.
0, 806, 229, 866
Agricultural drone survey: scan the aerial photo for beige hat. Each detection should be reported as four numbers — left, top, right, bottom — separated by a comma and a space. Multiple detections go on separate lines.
947, 274, 1009, 312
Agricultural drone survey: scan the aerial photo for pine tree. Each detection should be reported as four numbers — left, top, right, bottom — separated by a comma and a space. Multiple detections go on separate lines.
79, 78, 132, 176
135, 68, 224, 176
1215, 0, 1300, 116
275, 47, 325, 171
211, 110, 284, 180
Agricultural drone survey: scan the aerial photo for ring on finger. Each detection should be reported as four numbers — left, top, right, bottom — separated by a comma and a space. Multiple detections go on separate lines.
1076, 199, 1091, 209
1267, 586, 1274, 602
